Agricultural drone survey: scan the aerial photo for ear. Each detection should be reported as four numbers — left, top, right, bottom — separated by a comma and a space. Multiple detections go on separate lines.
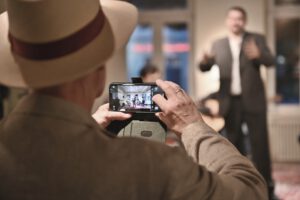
95, 65, 106, 97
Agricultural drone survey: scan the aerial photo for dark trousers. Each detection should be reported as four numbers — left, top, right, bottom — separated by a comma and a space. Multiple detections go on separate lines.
224, 96, 272, 184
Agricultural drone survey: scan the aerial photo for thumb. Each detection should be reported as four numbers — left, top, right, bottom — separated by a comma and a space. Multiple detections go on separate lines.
107, 111, 132, 121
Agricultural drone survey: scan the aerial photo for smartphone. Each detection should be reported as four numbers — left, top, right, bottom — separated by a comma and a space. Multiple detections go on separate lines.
109, 82, 164, 113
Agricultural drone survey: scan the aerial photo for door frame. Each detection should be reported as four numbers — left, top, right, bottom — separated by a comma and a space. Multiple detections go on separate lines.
134, 2, 195, 96
266, 0, 300, 115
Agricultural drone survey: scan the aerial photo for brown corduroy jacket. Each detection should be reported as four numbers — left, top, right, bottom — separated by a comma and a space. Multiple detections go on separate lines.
0, 94, 267, 200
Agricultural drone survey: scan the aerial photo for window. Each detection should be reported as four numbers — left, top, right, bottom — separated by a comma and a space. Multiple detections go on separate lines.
163, 23, 190, 91
269, 0, 300, 105
125, 0, 193, 93
275, 0, 300, 5
126, 25, 154, 79
275, 19, 300, 103
127, 0, 186, 10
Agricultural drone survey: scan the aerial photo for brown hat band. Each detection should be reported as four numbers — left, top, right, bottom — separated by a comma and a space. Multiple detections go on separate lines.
8, 8, 105, 60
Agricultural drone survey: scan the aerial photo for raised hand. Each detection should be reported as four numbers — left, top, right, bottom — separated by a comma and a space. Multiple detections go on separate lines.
244, 37, 261, 60
201, 52, 215, 64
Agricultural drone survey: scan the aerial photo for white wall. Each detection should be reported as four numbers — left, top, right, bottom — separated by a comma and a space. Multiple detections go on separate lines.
193, 0, 266, 99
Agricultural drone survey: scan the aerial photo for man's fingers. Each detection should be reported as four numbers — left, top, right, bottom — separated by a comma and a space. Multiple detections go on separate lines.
153, 94, 168, 111
156, 79, 177, 99
165, 81, 180, 90
244, 47, 255, 55
155, 112, 169, 125
244, 45, 254, 52
155, 112, 164, 121
156, 79, 187, 100
100, 103, 109, 110
204, 52, 215, 59
107, 112, 132, 121
244, 48, 257, 58
165, 81, 188, 100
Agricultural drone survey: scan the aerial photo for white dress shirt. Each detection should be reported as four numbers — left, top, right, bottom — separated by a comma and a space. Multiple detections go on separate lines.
229, 36, 242, 95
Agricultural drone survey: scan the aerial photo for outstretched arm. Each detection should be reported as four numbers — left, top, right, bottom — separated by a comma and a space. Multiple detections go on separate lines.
199, 44, 216, 72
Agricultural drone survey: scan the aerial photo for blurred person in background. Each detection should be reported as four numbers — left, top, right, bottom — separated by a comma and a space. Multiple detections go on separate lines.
139, 63, 162, 83
199, 6, 276, 199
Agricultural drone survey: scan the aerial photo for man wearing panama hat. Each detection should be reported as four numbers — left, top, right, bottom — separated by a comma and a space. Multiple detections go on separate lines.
0, 0, 267, 199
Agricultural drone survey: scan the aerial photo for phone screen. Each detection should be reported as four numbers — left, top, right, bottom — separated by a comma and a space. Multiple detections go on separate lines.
109, 83, 164, 113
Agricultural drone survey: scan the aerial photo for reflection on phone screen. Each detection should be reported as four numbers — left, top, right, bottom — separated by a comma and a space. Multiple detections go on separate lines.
110, 84, 162, 113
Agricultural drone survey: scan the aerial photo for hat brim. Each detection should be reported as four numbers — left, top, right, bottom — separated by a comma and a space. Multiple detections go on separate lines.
0, 0, 137, 88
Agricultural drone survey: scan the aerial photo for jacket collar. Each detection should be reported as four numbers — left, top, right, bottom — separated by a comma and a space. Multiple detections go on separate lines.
11, 93, 96, 128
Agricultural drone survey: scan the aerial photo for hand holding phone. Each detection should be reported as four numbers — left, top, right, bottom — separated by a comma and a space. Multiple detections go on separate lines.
153, 80, 204, 135
109, 82, 164, 113
92, 103, 131, 128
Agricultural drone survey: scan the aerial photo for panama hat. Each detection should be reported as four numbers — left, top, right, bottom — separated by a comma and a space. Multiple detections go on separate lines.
0, 0, 137, 88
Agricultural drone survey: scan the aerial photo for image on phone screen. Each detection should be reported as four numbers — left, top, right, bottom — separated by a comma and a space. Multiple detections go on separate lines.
109, 83, 163, 113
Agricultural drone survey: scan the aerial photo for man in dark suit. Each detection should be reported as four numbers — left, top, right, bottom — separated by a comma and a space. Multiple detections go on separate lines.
199, 6, 276, 199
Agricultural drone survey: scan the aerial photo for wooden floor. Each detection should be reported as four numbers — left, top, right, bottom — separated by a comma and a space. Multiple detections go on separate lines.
273, 163, 300, 200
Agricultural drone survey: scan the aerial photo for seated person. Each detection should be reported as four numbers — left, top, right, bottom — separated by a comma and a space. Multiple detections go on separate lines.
0, 1, 267, 199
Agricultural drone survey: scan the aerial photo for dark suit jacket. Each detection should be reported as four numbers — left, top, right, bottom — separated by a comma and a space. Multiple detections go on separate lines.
200, 32, 275, 116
